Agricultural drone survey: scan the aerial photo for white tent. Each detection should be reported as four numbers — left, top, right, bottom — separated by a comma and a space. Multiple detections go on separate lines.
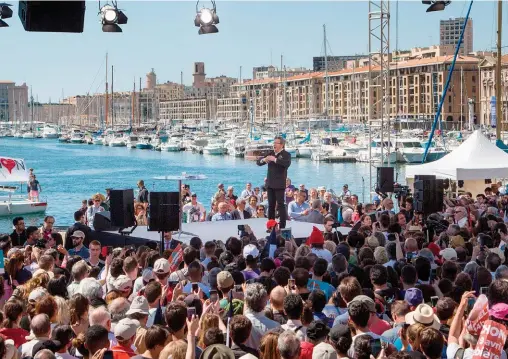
405, 130, 508, 181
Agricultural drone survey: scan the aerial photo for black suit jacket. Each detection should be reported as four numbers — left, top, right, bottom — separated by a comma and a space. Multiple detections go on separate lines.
327, 202, 340, 223
256, 149, 291, 189
231, 209, 252, 220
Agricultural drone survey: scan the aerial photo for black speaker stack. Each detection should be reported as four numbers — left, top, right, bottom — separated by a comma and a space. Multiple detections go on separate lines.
413, 175, 444, 214
376, 167, 395, 193
110, 189, 136, 228
18, 1, 86, 33
148, 192, 180, 232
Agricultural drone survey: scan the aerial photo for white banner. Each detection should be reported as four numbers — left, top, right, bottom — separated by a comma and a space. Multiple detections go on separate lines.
0, 157, 29, 183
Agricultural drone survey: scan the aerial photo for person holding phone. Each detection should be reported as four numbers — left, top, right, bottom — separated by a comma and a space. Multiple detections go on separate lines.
182, 261, 210, 298
256, 136, 291, 229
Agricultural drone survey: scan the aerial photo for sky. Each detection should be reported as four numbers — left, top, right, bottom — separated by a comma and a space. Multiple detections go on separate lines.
2, 0, 508, 101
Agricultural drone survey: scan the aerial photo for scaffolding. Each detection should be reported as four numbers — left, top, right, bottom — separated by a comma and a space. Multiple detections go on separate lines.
368, 0, 390, 198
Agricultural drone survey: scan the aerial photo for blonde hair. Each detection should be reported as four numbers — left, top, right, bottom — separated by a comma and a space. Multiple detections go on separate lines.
160, 340, 186, 359
295, 245, 311, 259
259, 332, 280, 359
54, 296, 70, 325
198, 313, 220, 348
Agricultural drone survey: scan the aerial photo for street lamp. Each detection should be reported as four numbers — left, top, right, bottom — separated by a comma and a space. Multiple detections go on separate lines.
422, 0, 451, 12
194, 0, 219, 35
0, 3, 13, 27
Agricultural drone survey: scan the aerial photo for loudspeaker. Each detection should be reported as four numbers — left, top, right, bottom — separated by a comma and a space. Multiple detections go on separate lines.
93, 211, 114, 232
148, 192, 180, 232
414, 178, 444, 214
414, 175, 436, 182
377, 167, 394, 193
110, 189, 135, 228
18, 1, 85, 33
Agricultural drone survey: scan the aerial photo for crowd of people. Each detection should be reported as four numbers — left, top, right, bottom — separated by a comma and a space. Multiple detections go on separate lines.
4, 176, 508, 359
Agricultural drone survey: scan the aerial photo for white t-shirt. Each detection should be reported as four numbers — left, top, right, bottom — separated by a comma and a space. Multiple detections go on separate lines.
446, 343, 507, 359
183, 202, 205, 223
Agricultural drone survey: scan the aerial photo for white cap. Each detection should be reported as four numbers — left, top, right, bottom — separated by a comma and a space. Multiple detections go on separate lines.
243, 244, 260, 259
111, 275, 132, 291
154, 258, 170, 274
114, 318, 140, 341
440, 248, 458, 261
28, 287, 48, 302
126, 296, 149, 316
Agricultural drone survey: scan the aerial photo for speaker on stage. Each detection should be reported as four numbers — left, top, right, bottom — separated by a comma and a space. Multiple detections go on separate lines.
148, 192, 180, 232
414, 177, 444, 214
377, 167, 394, 193
93, 211, 113, 232
18, 1, 86, 33
110, 189, 135, 228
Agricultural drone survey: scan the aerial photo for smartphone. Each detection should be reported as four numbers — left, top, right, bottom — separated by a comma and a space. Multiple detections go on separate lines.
103, 351, 114, 359
192, 282, 199, 293
430, 296, 439, 307
406, 252, 414, 261
237, 225, 245, 232
168, 280, 179, 289
480, 287, 488, 296
430, 268, 437, 281
187, 307, 196, 320
281, 228, 292, 241
370, 338, 382, 357
466, 297, 475, 314
235, 284, 243, 292
209, 290, 218, 303
288, 279, 296, 290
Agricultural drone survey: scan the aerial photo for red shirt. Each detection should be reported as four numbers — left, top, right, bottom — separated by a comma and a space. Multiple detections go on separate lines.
369, 317, 392, 335
0, 327, 29, 348
111, 344, 136, 359
299, 341, 314, 359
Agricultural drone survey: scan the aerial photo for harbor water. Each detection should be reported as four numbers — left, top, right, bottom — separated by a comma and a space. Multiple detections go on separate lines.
0, 138, 407, 229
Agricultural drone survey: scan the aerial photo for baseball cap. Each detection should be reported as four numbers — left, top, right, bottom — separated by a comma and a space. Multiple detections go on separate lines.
28, 287, 48, 302
71, 230, 85, 239
142, 268, 155, 283
216, 271, 234, 289
404, 288, 424, 307
312, 342, 337, 359
126, 296, 149, 316
440, 248, 458, 261
154, 258, 170, 274
32, 340, 62, 357
114, 318, 140, 341
191, 193, 197, 197
243, 244, 259, 259
111, 275, 132, 292
266, 219, 278, 230
329, 324, 350, 344
217, 183, 224, 188
348, 295, 376, 313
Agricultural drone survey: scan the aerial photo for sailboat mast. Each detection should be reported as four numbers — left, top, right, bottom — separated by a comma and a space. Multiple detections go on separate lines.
132, 78, 135, 130
324, 24, 331, 134
496, 0, 502, 139
111, 65, 114, 129
139, 77, 142, 126
105, 53, 109, 129
460, 66, 463, 132
30, 87, 34, 131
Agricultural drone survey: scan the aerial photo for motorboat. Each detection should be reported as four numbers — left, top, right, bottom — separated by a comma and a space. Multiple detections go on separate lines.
285, 146, 298, 158
203, 139, 226, 155
109, 134, 126, 147
70, 133, 85, 143
136, 136, 153, 150
225, 135, 246, 157
42, 126, 59, 139
244, 142, 272, 161
126, 135, 139, 149
22, 132, 35, 139
58, 134, 70, 143
92, 136, 104, 145
161, 138, 183, 152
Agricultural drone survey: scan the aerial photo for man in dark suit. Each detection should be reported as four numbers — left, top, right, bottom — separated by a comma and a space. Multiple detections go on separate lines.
323, 192, 341, 223
256, 136, 291, 228
301, 199, 325, 224
231, 198, 252, 220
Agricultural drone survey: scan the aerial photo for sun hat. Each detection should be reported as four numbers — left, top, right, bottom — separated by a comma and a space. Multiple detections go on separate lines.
405, 303, 441, 330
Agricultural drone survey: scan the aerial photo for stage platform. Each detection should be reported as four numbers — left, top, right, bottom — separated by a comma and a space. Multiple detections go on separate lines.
96, 218, 351, 247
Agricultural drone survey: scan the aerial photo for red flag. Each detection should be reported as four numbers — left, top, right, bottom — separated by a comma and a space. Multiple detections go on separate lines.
169, 243, 183, 272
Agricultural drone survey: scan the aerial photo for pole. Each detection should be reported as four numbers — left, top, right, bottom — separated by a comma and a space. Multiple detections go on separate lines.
139, 77, 142, 126
460, 66, 463, 132
423, 0, 474, 163
111, 65, 114, 129
105, 53, 109, 129
496, 0, 502, 139
324, 24, 329, 118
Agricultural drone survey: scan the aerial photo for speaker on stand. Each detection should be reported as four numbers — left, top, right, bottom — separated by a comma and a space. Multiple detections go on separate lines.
110, 189, 137, 242
376, 167, 395, 194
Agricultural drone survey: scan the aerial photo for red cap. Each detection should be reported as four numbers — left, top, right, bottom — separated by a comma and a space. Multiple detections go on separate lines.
266, 219, 278, 230
306, 226, 325, 246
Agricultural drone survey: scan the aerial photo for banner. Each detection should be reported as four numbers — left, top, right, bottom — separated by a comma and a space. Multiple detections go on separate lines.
0, 157, 28, 183
169, 243, 183, 272
472, 320, 507, 359
491, 96, 497, 128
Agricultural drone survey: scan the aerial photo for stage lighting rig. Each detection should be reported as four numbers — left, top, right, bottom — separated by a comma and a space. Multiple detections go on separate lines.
0, 3, 13, 28
99, 1, 127, 32
194, 0, 219, 35
422, 0, 451, 12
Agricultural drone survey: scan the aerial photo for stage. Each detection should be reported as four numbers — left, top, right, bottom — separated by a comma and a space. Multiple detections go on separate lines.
95, 218, 351, 247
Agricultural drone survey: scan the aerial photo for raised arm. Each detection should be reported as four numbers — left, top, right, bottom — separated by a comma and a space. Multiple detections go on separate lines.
274, 151, 291, 168
256, 157, 268, 166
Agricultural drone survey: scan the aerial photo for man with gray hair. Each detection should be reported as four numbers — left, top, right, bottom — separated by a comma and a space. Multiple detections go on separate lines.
299, 199, 325, 224
231, 197, 251, 220
89, 306, 118, 348
244, 283, 280, 349
277, 330, 301, 359
78, 277, 103, 301
34, 349, 56, 359
68, 260, 89, 297
20, 314, 51, 358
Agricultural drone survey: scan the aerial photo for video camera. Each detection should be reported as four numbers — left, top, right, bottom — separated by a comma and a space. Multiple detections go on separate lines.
393, 183, 411, 199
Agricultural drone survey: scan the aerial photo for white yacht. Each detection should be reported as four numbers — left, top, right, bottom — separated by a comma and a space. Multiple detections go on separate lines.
70, 133, 85, 143
92, 136, 104, 145
161, 137, 183, 152
136, 136, 153, 150
126, 135, 139, 149
203, 139, 226, 155
42, 125, 59, 139
225, 135, 247, 157
109, 134, 126, 147
357, 139, 397, 164
22, 131, 35, 139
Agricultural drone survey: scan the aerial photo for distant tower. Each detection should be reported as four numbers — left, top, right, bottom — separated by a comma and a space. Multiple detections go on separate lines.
146, 68, 157, 90
193, 62, 206, 88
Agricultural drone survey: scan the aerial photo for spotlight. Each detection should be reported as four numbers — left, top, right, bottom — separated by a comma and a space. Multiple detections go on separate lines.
0, 3, 12, 28
194, 0, 219, 35
99, 2, 127, 32
423, 0, 451, 12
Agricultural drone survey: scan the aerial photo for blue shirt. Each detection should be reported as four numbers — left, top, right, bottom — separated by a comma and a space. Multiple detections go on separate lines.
211, 212, 232, 221
69, 246, 90, 259
288, 200, 310, 219
307, 279, 336, 301
183, 282, 211, 297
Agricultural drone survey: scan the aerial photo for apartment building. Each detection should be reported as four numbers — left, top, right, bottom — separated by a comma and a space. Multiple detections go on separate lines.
479, 54, 508, 126
313, 55, 365, 71
0, 81, 29, 124
216, 96, 248, 123
159, 98, 211, 122
440, 18, 473, 55
231, 55, 480, 124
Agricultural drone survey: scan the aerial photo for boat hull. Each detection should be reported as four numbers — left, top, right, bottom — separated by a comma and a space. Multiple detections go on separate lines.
0, 201, 47, 216
70, 139, 84, 144
161, 145, 181, 152
297, 147, 313, 158
203, 148, 226, 155
136, 144, 153, 150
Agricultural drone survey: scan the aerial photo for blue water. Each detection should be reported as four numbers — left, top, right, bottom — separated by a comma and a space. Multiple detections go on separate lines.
0, 138, 406, 229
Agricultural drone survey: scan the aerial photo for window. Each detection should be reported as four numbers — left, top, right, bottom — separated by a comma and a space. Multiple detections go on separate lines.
472, 75, 476, 82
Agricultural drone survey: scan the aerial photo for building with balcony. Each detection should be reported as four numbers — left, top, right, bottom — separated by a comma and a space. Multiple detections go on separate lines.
313, 55, 365, 72
440, 18, 473, 56
159, 97, 212, 123
0, 81, 29, 124
478, 54, 508, 127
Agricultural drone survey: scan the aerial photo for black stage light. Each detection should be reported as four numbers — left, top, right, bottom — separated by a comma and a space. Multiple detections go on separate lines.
194, 0, 219, 35
0, 3, 12, 27
425, 0, 451, 12
99, 2, 127, 32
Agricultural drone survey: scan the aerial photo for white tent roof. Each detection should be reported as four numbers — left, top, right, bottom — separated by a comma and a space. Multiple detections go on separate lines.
405, 130, 508, 180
